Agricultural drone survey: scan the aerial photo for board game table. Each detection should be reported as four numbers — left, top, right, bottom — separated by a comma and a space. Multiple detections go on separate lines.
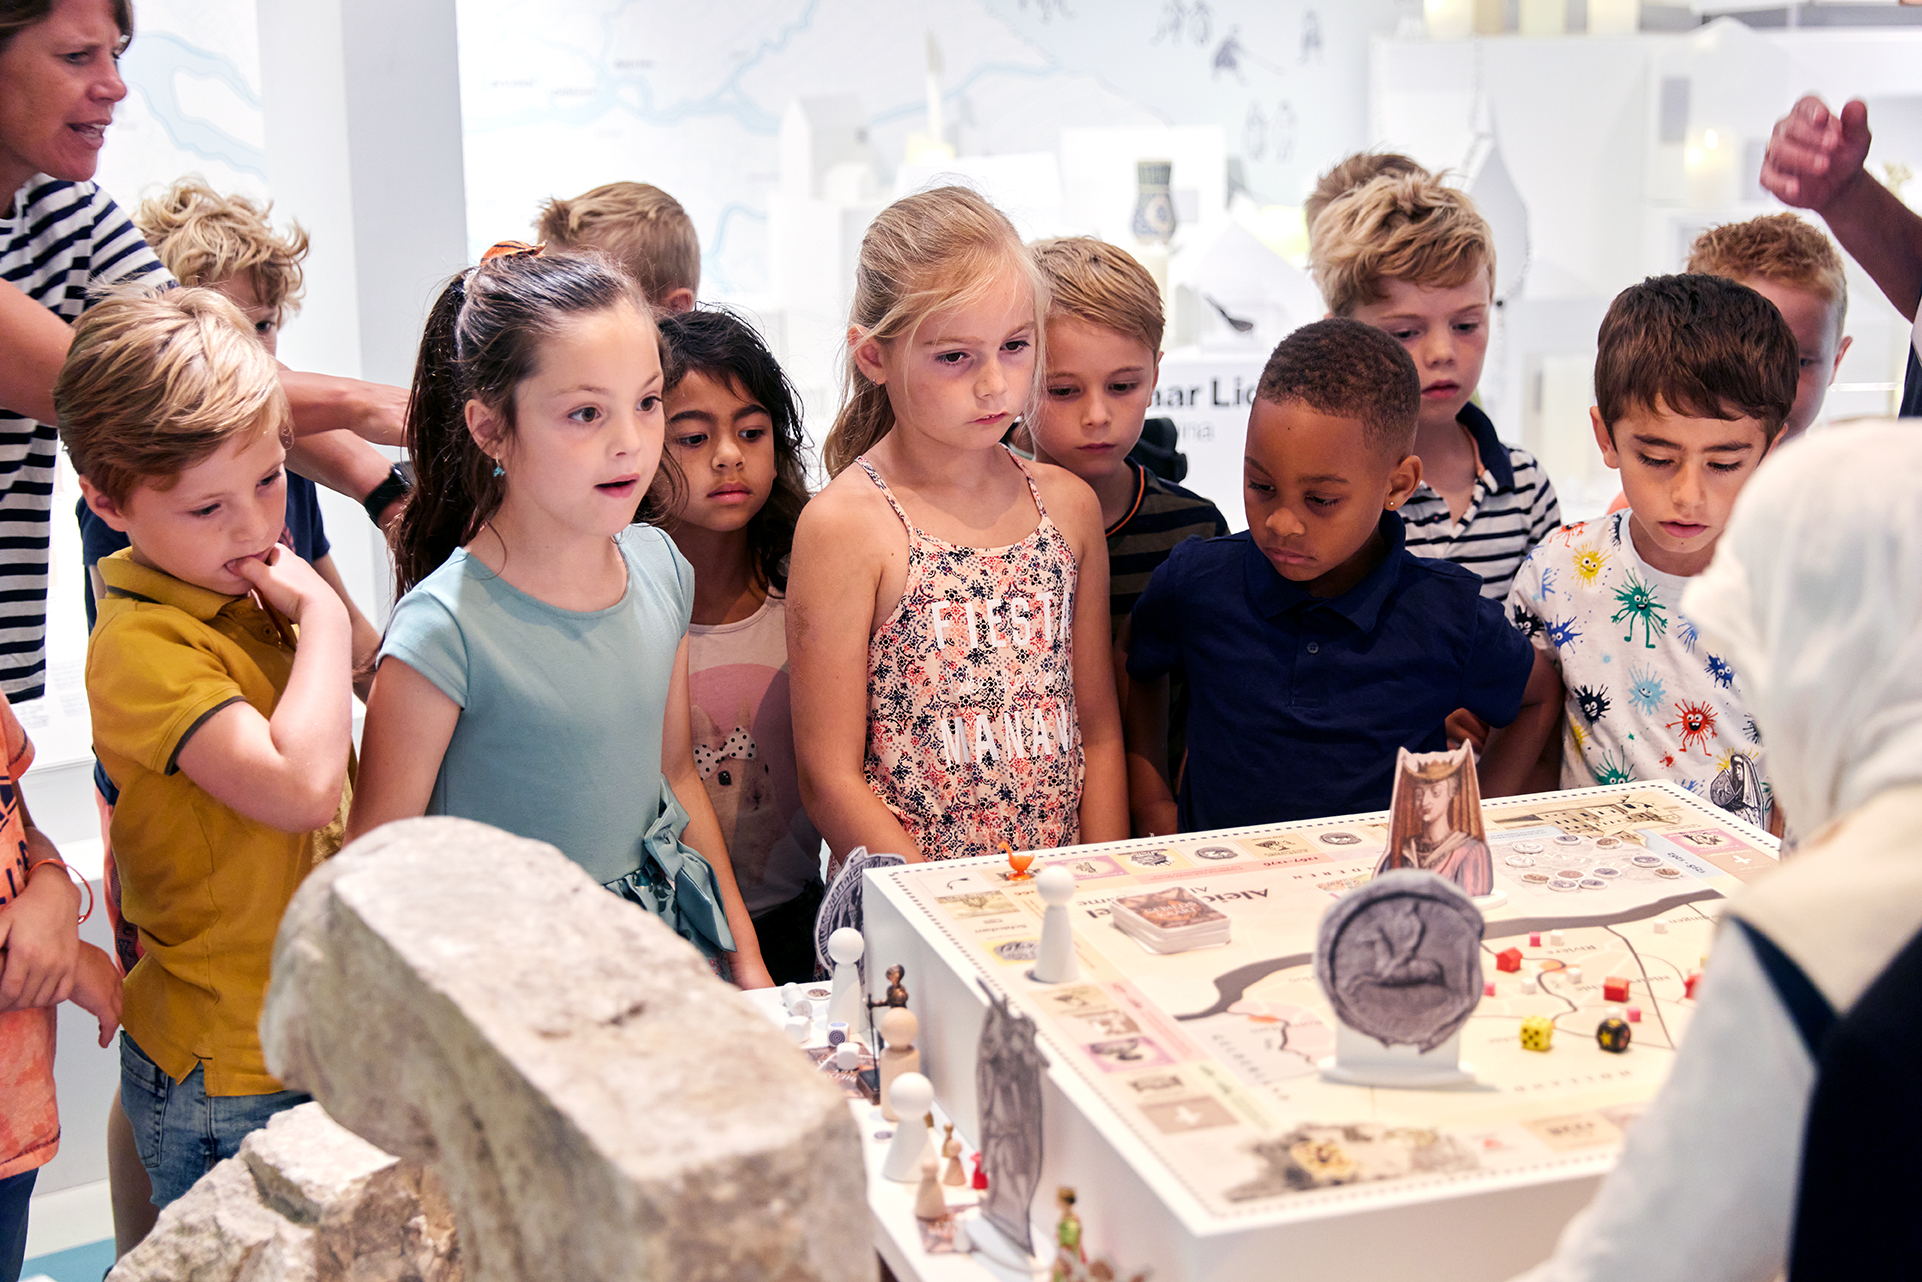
857, 782, 1778, 1281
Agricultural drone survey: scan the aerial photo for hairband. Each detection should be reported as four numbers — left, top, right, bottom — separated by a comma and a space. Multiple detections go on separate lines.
481, 239, 545, 262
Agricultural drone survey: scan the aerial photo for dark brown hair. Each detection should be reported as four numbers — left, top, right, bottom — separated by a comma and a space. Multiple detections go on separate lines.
0, 0, 131, 50
658, 307, 810, 595
393, 251, 654, 593
1256, 318, 1420, 455
1594, 274, 1797, 441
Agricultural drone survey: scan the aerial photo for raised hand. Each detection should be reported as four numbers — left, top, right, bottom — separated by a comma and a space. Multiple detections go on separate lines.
1761, 96, 1872, 213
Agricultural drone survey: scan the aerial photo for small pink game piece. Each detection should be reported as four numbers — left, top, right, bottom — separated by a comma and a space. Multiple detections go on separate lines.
1529, 932, 1542, 947
1484, 982, 1497, 997
1626, 1006, 1642, 1023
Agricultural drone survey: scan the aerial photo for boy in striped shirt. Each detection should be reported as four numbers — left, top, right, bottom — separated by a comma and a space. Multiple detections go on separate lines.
1023, 236, 1227, 638
1310, 167, 1559, 602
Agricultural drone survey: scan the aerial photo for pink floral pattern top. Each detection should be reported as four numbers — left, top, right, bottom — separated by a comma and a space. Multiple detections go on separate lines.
856, 450, 1084, 860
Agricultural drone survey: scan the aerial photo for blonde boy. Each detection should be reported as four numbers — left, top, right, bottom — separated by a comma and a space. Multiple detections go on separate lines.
1303, 150, 1426, 256
117, 178, 382, 677
536, 180, 700, 313
1688, 213, 1852, 445
58, 289, 354, 1210
1311, 170, 1560, 601
1024, 236, 1226, 634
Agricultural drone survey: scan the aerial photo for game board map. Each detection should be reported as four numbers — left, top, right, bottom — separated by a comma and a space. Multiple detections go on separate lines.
879, 783, 1778, 1223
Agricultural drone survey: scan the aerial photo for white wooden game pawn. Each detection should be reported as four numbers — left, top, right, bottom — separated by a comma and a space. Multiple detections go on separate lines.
882, 1073, 935, 1182
878, 1007, 922, 1121
914, 1155, 948, 1221
1030, 865, 1079, 985
825, 927, 866, 1035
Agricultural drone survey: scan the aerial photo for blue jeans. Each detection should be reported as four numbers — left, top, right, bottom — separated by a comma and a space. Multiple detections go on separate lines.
119, 1033, 309, 1209
0, 1168, 35, 1282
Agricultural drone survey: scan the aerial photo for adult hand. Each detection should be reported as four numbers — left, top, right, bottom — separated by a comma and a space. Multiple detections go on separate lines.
1761, 96, 1872, 214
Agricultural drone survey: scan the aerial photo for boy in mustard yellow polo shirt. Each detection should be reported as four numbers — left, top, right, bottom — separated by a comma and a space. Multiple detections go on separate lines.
56, 289, 354, 1210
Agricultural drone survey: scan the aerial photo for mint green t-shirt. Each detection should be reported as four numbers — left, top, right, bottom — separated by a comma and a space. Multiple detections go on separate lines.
380, 525, 693, 884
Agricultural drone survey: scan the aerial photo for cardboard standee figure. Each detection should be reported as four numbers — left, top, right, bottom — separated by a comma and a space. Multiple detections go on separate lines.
1376, 744, 1498, 903
1315, 870, 1486, 1087
814, 845, 906, 975
878, 1007, 922, 1121
975, 980, 1048, 1255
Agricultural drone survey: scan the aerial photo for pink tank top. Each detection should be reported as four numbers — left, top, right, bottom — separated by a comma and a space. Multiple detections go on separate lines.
856, 451, 1084, 860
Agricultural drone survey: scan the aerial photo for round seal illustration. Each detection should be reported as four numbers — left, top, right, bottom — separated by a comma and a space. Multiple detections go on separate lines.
1194, 846, 1239, 861
1314, 870, 1486, 1053
1319, 832, 1363, 846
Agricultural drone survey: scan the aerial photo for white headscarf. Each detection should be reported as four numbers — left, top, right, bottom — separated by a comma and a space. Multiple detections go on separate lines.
1683, 421, 1922, 837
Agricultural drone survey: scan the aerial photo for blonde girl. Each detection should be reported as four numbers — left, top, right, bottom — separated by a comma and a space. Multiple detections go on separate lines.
788, 187, 1128, 864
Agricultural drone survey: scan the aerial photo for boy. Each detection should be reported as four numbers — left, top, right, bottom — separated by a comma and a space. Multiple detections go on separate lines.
0, 689, 120, 1282
1303, 150, 1427, 254
57, 288, 355, 1210
1500, 274, 1796, 830
1123, 319, 1550, 835
536, 180, 700, 314
1310, 169, 1560, 601
1023, 236, 1227, 634
1688, 213, 1852, 446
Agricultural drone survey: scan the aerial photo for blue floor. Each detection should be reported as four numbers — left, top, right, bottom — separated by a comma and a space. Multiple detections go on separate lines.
20, 1237, 114, 1282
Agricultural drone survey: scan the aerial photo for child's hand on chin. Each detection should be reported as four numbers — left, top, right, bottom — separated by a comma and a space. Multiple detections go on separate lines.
70, 943, 124, 1047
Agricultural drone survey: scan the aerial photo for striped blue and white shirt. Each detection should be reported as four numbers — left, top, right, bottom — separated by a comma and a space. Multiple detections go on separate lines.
1401, 402, 1561, 602
0, 177, 170, 700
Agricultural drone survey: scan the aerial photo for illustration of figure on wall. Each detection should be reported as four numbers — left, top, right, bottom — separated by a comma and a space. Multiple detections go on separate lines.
1374, 744, 1493, 899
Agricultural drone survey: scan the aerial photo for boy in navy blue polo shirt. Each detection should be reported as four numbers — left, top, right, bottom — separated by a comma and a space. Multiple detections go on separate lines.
1122, 319, 1554, 834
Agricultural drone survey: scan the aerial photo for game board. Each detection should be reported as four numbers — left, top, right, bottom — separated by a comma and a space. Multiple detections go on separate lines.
861, 782, 1778, 1281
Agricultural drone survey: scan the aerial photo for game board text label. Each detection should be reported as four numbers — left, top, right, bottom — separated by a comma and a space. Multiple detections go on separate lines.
928, 592, 1059, 652
935, 702, 1074, 766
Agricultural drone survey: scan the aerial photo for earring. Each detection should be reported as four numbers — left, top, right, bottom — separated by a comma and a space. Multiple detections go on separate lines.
492, 462, 505, 478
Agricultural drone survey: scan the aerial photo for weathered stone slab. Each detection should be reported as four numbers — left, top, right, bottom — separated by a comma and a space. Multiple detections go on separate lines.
260, 817, 868, 1282
106, 1102, 460, 1282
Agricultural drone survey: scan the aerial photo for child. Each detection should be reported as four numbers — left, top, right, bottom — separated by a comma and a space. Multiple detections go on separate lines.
1310, 169, 1560, 601
657, 307, 823, 983
1302, 150, 1427, 256
59, 289, 355, 1209
0, 690, 120, 1282
1123, 318, 1550, 835
1023, 236, 1227, 634
1688, 213, 1852, 446
537, 181, 700, 314
1501, 274, 1797, 829
348, 247, 771, 988
124, 177, 383, 675
787, 186, 1128, 863
1513, 423, 1922, 1282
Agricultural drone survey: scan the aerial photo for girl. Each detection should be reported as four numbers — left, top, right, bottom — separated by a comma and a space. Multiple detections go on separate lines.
787, 187, 1128, 864
349, 247, 770, 988
657, 307, 822, 983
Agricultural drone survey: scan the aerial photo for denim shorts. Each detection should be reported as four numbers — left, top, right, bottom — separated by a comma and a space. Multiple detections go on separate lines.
119, 1033, 309, 1209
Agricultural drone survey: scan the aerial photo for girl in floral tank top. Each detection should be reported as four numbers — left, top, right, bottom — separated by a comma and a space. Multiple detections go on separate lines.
855, 451, 1083, 859
787, 186, 1128, 865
